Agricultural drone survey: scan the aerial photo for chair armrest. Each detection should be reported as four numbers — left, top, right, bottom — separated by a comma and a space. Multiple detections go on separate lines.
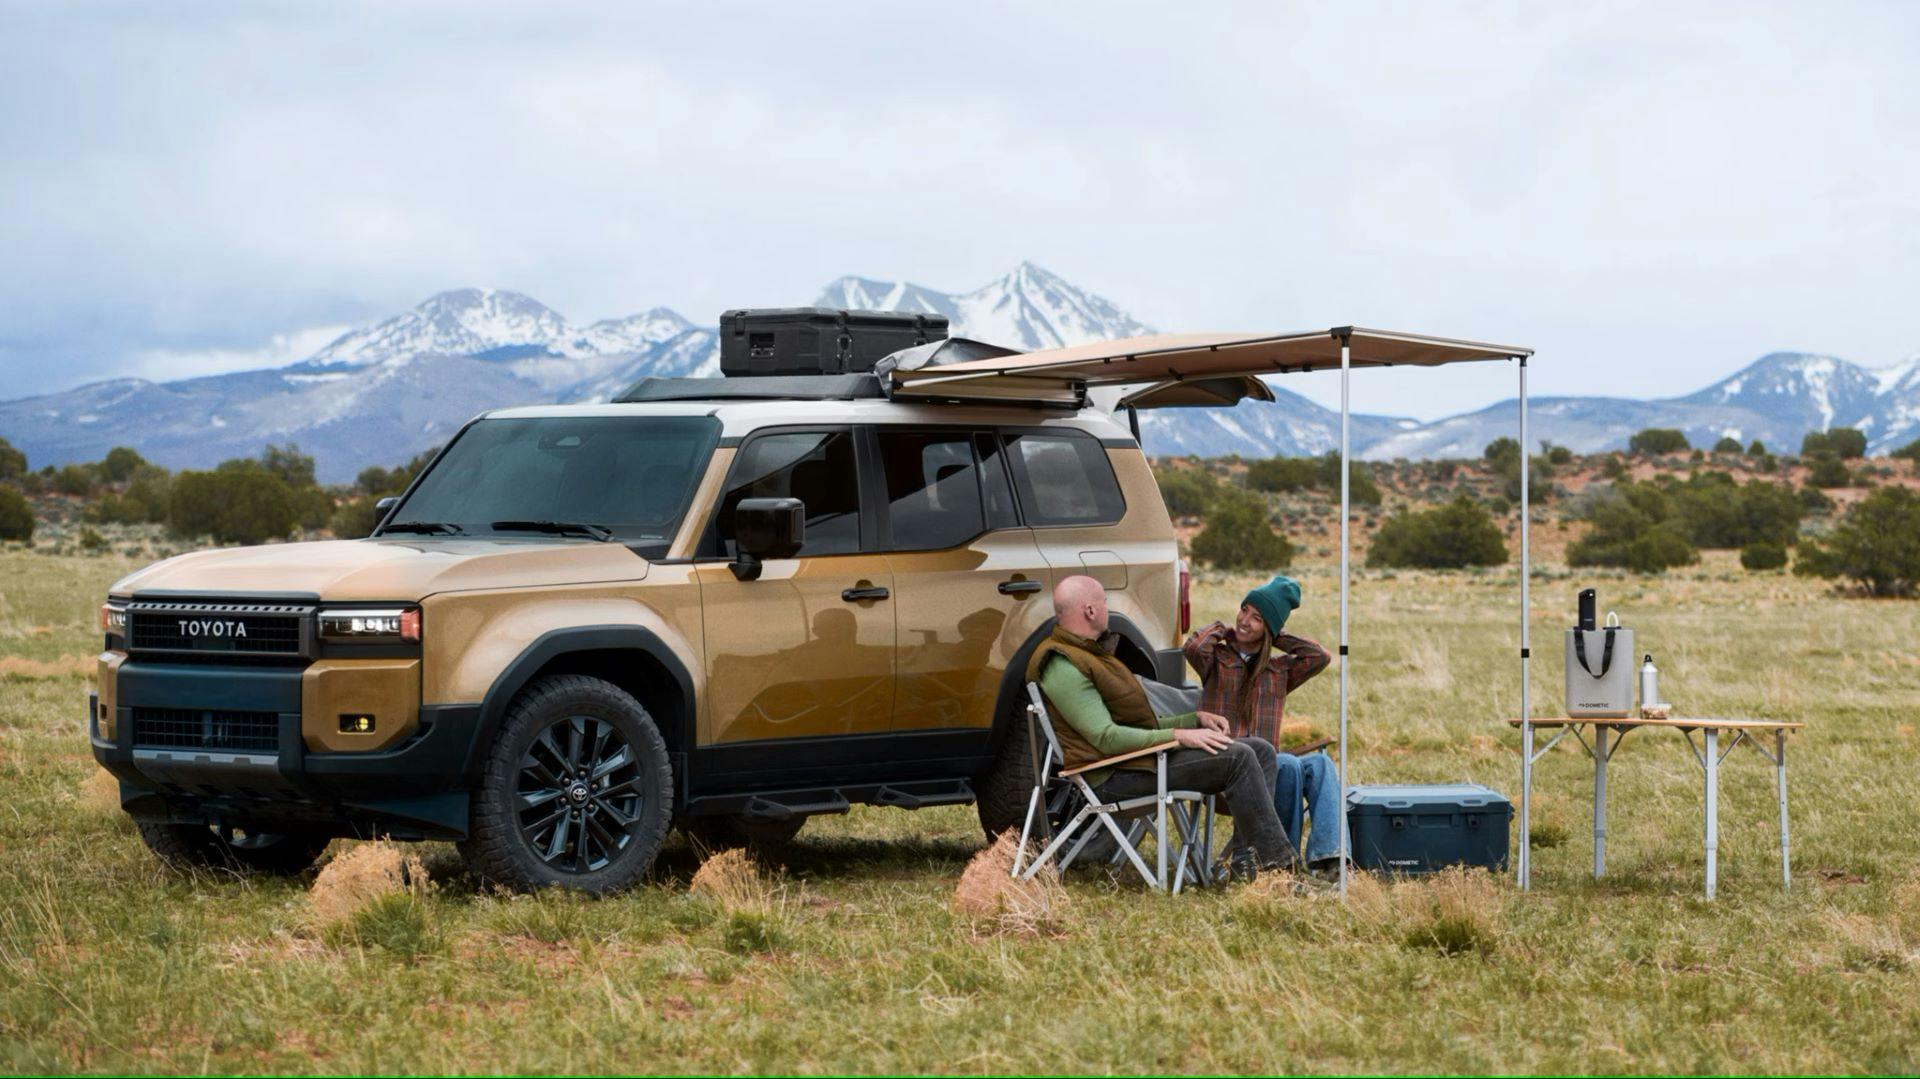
1059, 740, 1178, 777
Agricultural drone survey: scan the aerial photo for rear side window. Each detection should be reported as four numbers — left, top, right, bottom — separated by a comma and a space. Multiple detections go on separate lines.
715, 430, 861, 556
877, 430, 985, 551
1004, 430, 1126, 527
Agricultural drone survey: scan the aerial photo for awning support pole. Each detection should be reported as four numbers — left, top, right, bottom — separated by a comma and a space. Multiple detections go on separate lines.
1518, 355, 1532, 890
1337, 333, 1352, 900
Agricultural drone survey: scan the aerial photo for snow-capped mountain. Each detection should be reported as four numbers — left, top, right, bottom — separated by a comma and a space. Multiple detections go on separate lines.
6, 265, 1920, 481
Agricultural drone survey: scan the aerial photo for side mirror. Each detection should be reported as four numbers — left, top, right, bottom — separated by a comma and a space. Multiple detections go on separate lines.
375, 496, 399, 514
731, 497, 804, 581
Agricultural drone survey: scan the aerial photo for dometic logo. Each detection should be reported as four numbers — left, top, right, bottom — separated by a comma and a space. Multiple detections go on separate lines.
178, 619, 247, 638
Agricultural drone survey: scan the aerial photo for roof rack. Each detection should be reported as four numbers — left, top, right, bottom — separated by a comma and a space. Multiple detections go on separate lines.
614, 374, 887, 403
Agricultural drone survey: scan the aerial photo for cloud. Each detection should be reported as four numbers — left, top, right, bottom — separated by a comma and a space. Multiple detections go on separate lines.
131, 325, 351, 383
0, 1, 1916, 416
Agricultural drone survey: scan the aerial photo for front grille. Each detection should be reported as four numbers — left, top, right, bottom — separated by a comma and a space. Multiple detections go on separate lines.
131, 707, 281, 753
127, 601, 310, 657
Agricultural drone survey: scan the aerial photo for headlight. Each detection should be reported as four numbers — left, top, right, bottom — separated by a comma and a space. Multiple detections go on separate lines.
100, 601, 128, 636
318, 607, 421, 643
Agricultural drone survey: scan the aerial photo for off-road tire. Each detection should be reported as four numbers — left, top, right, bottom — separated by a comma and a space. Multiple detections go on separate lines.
681, 813, 806, 853
137, 822, 331, 876
457, 674, 673, 895
974, 704, 1039, 838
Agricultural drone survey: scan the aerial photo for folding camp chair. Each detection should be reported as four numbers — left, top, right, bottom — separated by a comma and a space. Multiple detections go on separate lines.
1009, 683, 1216, 892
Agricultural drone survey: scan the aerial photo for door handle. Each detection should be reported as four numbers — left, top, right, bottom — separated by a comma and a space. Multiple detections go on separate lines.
997, 579, 1043, 596
841, 585, 890, 602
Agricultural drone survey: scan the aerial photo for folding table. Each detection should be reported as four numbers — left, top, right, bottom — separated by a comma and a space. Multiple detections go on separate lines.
1508, 716, 1803, 899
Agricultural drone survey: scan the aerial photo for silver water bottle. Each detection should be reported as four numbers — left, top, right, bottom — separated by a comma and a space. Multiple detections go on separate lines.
1639, 653, 1659, 710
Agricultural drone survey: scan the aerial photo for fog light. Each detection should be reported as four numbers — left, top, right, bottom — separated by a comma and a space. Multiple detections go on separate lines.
339, 714, 376, 734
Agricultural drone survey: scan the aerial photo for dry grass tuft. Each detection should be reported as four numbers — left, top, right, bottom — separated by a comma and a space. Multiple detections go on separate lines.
1391, 867, 1505, 956
307, 841, 430, 930
1891, 869, 1920, 944
77, 766, 122, 816
0, 654, 93, 680
688, 848, 791, 953
951, 831, 1068, 938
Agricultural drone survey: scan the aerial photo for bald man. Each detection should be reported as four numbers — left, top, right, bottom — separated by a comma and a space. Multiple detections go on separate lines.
1023, 575, 1297, 878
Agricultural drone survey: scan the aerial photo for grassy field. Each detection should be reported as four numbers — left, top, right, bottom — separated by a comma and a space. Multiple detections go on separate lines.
3, 545, 1918, 1073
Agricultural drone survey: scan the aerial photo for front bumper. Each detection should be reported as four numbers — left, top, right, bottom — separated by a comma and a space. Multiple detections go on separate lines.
91, 661, 481, 839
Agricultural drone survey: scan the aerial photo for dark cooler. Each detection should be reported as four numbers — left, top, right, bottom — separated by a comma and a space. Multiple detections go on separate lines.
1346, 783, 1512, 874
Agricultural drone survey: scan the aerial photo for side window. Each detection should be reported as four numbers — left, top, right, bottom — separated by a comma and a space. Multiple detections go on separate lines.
974, 432, 1020, 530
877, 430, 985, 551
1004, 430, 1126, 527
716, 430, 861, 556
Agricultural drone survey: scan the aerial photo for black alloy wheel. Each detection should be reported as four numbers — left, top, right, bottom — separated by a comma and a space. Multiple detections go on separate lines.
516, 714, 646, 874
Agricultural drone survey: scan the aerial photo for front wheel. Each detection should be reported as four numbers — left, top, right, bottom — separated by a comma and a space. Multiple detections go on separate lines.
457, 674, 673, 895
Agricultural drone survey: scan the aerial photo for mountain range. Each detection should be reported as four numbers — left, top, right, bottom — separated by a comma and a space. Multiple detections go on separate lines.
3, 262, 1917, 482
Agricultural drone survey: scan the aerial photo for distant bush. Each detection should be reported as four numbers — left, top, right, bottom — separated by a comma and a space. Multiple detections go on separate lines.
0, 436, 25, 483
1601, 455, 1627, 480
1545, 444, 1573, 466
1191, 494, 1294, 571
261, 443, 318, 488
0, 487, 32, 542
1370, 496, 1508, 569
1484, 438, 1520, 472
1892, 439, 1920, 464
1713, 436, 1742, 454
1806, 452, 1852, 489
1628, 428, 1690, 455
1568, 483, 1698, 573
52, 463, 96, 497
1740, 541, 1788, 571
1747, 439, 1767, 456
101, 446, 146, 482
1794, 487, 1920, 597
1754, 452, 1778, 473
1154, 466, 1218, 518
1242, 452, 1380, 506
169, 469, 297, 545
1484, 437, 1553, 504
1798, 486, 1835, 516
1667, 470, 1803, 549
1802, 428, 1867, 459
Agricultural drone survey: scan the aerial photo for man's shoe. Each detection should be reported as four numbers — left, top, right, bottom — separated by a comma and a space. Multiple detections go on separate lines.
1306, 856, 1355, 882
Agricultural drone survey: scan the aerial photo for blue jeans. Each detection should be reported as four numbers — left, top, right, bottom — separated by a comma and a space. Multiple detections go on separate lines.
1272, 751, 1341, 863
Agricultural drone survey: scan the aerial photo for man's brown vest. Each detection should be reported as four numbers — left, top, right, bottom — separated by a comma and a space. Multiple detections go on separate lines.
1024, 625, 1158, 772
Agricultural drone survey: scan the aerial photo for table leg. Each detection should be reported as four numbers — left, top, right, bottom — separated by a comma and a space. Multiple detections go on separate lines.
1593, 725, 1608, 879
1776, 729, 1791, 891
1520, 721, 1534, 889
1704, 727, 1719, 901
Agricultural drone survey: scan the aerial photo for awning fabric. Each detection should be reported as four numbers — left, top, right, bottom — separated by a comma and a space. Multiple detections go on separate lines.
887, 326, 1532, 404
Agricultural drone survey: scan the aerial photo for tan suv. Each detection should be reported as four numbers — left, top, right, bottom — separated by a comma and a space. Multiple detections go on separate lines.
90, 367, 1192, 892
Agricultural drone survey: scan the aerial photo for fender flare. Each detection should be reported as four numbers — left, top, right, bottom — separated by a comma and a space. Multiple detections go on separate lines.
984, 614, 1159, 754
462, 625, 697, 781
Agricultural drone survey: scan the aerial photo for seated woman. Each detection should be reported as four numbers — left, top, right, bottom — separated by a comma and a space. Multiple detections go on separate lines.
1183, 575, 1340, 874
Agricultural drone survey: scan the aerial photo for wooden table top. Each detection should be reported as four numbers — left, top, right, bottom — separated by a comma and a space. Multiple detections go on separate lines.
1508, 716, 1805, 731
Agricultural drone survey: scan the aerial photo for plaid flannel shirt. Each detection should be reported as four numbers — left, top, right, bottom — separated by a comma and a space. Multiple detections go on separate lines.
1182, 621, 1332, 746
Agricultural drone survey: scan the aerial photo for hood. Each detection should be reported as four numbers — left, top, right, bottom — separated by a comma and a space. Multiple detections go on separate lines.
109, 538, 650, 602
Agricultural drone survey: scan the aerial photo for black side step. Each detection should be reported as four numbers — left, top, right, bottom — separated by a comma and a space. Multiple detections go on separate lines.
687, 778, 975, 821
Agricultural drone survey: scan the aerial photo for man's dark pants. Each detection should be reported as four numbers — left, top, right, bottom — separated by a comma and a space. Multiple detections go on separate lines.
1092, 737, 1298, 869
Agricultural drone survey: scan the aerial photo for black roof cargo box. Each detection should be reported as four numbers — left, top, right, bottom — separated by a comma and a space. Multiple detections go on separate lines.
719, 307, 948, 378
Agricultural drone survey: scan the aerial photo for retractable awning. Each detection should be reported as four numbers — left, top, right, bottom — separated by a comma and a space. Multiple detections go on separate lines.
886, 326, 1532, 404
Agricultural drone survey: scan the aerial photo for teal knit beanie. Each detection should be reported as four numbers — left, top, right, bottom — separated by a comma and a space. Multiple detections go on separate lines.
1241, 575, 1302, 635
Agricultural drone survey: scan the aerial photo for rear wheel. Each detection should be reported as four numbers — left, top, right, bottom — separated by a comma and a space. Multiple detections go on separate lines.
458, 674, 673, 895
975, 704, 1040, 838
137, 821, 331, 876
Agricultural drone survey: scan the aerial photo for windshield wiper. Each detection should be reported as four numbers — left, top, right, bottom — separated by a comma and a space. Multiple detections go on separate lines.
380, 521, 465, 536
490, 519, 615, 542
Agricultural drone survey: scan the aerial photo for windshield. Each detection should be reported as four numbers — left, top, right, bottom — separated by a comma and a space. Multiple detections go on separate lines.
381, 415, 720, 553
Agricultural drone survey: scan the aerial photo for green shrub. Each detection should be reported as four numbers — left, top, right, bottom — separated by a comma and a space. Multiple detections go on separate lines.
261, 443, 317, 488
1803, 427, 1867, 460
1740, 541, 1788, 571
1891, 438, 1920, 464
168, 469, 297, 545
1316, 453, 1383, 507
52, 463, 96, 497
1244, 456, 1316, 493
1712, 436, 1742, 454
1484, 438, 1520, 472
124, 467, 172, 523
0, 487, 32, 542
1668, 470, 1802, 548
1568, 484, 1698, 573
1806, 452, 1852, 488
78, 526, 108, 553
330, 497, 385, 539
1798, 486, 1834, 516
1628, 428, 1690, 455
1545, 444, 1574, 466
0, 436, 25, 483
1601, 455, 1627, 480
1154, 466, 1218, 518
101, 446, 146, 482
291, 485, 333, 531
1369, 496, 1508, 569
348, 892, 442, 960
1191, 494, 1294, 571
85, 494, 149, 525
1747, 439, 1767, 456
1794, 487, 1920, 597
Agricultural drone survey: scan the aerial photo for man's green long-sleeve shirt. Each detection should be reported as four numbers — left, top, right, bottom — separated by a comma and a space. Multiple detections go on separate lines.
1037, 655, 1197, 786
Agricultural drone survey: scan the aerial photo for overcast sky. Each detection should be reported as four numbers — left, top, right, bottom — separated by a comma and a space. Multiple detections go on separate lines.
2, 1, 1916, 418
